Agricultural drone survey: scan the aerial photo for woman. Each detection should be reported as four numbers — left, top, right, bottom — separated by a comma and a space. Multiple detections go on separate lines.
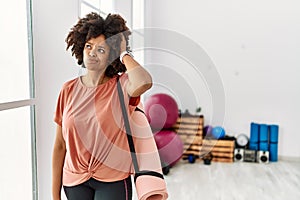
52, 12, 158, 200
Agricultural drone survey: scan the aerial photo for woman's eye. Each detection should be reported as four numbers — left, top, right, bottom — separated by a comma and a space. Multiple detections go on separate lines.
98, 48, 105, 53
85, 44, 91, 49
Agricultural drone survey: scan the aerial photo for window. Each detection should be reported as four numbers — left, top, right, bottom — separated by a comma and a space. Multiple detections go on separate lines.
0, 0, 37, 199
79, 0, 114, 18
132, 0, 144, 30
132, 0, 145, 65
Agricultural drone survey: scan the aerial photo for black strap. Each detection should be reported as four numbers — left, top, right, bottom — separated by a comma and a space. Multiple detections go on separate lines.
116, 77, 164, 183
134, 170, 165, 183
117, 77, 139, 172
135, 107, 145, 114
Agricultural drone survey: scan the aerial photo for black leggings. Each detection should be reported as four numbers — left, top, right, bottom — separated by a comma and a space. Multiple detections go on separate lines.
63, 177, 132, 200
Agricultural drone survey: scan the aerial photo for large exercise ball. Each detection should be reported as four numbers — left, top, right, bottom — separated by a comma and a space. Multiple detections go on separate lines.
211, 126, 226, 139
154, 130, 184, 167
144, 93, 179, 130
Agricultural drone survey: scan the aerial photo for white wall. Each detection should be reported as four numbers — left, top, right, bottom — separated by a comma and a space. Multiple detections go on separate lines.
32, 0, 79, 199
144, 0, 300, 158
31, 0, 300, 198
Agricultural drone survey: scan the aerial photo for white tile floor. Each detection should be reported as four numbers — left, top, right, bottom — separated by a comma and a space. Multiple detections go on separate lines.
158, 158, 300, 200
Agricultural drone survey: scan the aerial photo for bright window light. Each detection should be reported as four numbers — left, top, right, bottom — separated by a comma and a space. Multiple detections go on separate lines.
0, 106, 32, 199
0, 0, 30, 103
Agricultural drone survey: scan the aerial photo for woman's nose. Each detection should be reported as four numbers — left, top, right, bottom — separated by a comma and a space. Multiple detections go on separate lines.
89, 48, 96, 57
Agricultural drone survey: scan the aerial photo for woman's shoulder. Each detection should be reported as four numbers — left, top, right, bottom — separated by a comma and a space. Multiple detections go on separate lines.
60, 77, 79, 91
118, 72, 128, 82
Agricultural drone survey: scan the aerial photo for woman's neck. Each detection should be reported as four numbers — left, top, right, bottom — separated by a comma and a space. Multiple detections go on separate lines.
82, 71, 107, 87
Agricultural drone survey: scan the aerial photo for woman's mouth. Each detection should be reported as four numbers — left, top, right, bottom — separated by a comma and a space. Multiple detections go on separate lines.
87, 59, 98, 64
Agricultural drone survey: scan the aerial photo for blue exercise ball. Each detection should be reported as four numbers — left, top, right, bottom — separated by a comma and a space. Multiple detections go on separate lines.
211, 126, 226, 139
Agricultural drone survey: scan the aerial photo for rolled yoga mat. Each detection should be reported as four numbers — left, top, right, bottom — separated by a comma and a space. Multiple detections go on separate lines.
269, 124, 279, 162
259, 124, 268, 142
258, 124, 268, 151
250, 122, 259, 143
259, 142, 269, 151
117, 79, 168, 199
249, 142, 259, 151
130, 106, 169, 199
269, 125, 279, 143
269, 143, 278, 162
135, 175, 168, 200
249, 123, 259, 150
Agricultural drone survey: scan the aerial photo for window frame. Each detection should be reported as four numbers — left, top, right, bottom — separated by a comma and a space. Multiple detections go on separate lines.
0, 0, 37, 199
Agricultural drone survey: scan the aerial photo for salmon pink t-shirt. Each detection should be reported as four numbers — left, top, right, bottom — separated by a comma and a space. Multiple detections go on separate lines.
54, 73, 140, 186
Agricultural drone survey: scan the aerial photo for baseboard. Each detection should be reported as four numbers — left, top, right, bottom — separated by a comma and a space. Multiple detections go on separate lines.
278, 155, 300, 162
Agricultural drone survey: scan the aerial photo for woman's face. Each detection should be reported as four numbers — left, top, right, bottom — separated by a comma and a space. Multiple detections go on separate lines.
83, 34, 110, 72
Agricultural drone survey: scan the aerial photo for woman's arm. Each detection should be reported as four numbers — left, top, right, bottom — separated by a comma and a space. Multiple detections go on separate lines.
52, 125, 66, 200
120, 35, 153, 97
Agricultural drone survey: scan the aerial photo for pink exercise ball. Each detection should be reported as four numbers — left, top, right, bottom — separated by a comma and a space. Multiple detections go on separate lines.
144, 93, 179, 130
154, 130, 184, 167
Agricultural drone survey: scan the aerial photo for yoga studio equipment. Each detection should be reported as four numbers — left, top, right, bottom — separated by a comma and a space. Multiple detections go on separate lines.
259, 124, 268, 151
257, 151, 269, 164
236, 134, 249, 148
154, 130, 184, 167
203, 125, 213, 137
144, 93, 179, 130
211, 126, 226, 139
269, 125, 279, 162
249, 122, 259, 151
234, 148, 245, 162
